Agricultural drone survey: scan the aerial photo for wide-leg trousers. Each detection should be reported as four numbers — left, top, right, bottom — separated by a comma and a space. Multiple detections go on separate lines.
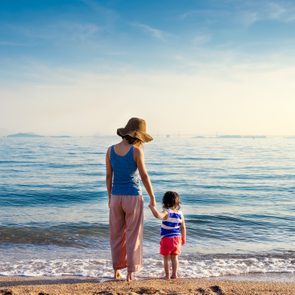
109, 195, 144, 272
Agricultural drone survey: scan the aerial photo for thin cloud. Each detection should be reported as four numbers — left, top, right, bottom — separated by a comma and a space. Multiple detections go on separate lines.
50, 22, 101, 42
239, 11, 258, 26
192, 33, 211, 47
179, 7, 259, 27
130, 22, 166, 41
4, 21, 102, 47
81, 0, 116, 15
238, 1, 295, 25
179, 9, 230, 21
80, 0, 118, 27
0, 41, 29, 47
266, 2, 295, 23
179, 10, 199, 19
179, 1, 295, 26
71, 23, 100, 36
268, 2, 287, 19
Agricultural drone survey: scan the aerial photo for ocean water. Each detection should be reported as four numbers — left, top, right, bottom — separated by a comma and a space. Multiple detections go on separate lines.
0, 136, 295, 280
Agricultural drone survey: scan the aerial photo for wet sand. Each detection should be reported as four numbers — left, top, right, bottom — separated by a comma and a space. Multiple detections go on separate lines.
0, 276, 295, 295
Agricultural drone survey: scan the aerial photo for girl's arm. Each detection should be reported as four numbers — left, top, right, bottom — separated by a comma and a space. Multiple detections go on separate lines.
181, 215, 186, 245
134, 147, 156, 207
105, 147, 113, 208
149, 205, 168, 220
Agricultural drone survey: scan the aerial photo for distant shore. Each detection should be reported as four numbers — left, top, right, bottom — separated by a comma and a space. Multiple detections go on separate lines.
0, 276, 295, 295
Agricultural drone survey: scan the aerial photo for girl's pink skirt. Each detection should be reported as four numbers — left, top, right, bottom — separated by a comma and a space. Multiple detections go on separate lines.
160, 236, 182, 256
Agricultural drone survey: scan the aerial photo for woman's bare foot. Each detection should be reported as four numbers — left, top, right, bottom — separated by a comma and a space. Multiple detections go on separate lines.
127, 271, 133, 282
114, 269, 123, 280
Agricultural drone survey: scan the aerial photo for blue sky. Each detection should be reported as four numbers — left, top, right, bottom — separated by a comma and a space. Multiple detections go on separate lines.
2, 0, 295, 69
1, 0, 295, 136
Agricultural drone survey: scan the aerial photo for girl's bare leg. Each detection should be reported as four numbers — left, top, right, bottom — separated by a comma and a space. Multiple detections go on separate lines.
171, 255, 179, 279
163, 255, 170, 279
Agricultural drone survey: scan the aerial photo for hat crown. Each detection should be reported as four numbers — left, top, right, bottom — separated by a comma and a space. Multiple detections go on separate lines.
125, 117, 146, 133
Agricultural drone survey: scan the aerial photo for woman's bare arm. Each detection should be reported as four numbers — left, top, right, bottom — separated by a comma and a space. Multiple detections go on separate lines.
134, 147, 156, 206
105, 147, 113, 208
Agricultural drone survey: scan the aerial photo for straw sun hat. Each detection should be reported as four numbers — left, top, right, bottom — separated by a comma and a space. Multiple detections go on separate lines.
117, 117, 153, 143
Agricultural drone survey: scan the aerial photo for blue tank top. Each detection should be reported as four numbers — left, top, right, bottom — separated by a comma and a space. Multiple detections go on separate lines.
110, 145, 142, 196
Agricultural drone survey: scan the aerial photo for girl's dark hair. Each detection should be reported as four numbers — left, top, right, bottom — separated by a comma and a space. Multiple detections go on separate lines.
123, 135, 143, 146
162, 191, 180, 209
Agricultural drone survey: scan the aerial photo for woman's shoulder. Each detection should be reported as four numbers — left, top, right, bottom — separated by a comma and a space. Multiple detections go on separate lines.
106, 145, 113, 152
133, 146, 144, 158
106, 145, 115, 157
133, 145, 142, 152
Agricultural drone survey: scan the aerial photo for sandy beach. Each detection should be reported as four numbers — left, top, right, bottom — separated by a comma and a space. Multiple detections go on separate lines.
0, 276, 295, 295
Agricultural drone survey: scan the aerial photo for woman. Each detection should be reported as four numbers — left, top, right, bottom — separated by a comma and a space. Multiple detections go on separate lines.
105, 117, 156, 282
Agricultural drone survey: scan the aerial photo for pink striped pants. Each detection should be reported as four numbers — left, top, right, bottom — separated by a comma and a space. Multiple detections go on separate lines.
109, 195, 144, 272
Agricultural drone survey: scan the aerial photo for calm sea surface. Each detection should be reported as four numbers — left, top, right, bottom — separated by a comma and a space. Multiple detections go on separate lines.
0, 136, 294, 279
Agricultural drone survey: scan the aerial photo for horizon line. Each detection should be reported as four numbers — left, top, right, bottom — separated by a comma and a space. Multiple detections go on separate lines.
2, 132, 295, 138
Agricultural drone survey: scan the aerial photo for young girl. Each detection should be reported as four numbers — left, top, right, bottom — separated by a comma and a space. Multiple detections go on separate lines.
149, 191, 186, 279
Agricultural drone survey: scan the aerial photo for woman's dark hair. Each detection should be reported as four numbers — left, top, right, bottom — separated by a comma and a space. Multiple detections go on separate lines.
162, 191, 180, 209
123, 135, 143, 146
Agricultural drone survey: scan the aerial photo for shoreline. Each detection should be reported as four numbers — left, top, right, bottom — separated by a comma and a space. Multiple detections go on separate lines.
1, 276, 295, 295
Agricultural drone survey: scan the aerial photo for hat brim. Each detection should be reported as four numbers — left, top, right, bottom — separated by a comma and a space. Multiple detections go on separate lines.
117, 128, 153, 142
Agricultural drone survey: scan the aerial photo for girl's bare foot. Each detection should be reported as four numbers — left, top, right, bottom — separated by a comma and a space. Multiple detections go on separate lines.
163, 275, 170, 280
171, 274, 178, 279
127, 271, 133, 282
114, 269, 123, 280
